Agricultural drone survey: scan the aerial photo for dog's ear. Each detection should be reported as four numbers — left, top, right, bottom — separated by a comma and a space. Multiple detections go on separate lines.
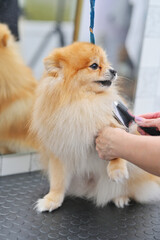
0, 24, 12, 47
0, 33, 9, 47
44, 57, 58, 73
44, 51, 64, 75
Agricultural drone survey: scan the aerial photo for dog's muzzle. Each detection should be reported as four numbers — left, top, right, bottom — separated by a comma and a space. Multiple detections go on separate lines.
95, 68, 117, 87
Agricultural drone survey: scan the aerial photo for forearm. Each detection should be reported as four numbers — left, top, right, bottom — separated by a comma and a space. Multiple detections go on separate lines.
117, 133, 160, 176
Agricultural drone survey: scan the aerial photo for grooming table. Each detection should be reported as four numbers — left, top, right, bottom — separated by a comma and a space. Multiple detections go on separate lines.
0, 171, 160, 240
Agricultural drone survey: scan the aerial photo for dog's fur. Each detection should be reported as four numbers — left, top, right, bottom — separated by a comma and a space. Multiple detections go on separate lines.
31, 42, 160, 212
0, 23, 38, 154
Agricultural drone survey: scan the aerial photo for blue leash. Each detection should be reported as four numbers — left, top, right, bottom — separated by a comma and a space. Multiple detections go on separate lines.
89, 0, 95, 44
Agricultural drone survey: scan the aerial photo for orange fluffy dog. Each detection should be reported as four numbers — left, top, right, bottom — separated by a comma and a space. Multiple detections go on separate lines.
0, 23, 38, 154
31, 42, 160, 212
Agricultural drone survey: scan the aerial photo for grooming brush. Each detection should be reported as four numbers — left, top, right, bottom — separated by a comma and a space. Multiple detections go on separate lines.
113, 101, 160, 136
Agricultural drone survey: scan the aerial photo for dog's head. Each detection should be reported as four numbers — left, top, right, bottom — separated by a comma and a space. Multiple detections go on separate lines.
44, 42, 117, 97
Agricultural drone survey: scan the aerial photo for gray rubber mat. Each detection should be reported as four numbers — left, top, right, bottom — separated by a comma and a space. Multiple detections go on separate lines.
0, 171, 160, 240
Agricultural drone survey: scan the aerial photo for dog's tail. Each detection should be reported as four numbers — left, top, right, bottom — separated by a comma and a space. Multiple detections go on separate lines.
0, 23, 12, 48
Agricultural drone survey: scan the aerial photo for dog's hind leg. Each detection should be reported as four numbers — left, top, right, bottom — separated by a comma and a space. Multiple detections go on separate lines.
129, 174, 160, 203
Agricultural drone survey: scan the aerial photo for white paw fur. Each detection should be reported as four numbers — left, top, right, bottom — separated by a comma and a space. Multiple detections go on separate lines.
113, 196, 130, 208
107, 166, 129, 183
35, 195, 63, 212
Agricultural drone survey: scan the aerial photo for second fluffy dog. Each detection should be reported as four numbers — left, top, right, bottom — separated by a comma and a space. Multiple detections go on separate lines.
0, 23, 38, 154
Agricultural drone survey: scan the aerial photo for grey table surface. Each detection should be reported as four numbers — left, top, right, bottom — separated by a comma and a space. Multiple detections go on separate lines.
0, 171, 160, 240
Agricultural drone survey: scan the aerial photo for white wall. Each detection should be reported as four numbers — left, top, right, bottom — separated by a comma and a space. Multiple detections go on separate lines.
134, 0, 160, 114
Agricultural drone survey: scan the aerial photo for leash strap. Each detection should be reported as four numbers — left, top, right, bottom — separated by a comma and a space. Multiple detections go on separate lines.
89, 0, 95, 44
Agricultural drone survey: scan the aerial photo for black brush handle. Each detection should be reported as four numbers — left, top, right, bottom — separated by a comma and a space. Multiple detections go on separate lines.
139, 126, 160, 136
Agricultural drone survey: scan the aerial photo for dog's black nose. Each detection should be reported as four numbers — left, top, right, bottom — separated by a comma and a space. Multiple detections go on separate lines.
109, 69, 117, 76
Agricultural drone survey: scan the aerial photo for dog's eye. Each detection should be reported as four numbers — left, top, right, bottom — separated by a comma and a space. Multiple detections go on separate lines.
89, 63, 99, 70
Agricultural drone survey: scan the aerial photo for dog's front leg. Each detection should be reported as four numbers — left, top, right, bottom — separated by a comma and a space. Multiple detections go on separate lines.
36, 155, 68, 212
107, 158, 129, 183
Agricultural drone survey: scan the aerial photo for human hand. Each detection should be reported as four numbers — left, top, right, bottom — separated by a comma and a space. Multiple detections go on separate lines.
135, 112, 160, 135
96, 127, 126, 160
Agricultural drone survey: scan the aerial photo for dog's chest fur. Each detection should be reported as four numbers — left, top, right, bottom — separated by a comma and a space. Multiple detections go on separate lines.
44, 95, 117, 173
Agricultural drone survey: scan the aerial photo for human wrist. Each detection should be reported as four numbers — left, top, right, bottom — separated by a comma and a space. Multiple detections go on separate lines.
111, 128, 128, 159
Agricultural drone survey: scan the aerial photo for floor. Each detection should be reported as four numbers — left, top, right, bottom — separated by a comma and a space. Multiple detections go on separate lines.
0, 171, 160, 240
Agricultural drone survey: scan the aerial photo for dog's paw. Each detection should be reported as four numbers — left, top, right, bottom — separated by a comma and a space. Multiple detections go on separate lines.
107, 164, 129, 183
35, 193, 64, 213
113, 196, 130, 208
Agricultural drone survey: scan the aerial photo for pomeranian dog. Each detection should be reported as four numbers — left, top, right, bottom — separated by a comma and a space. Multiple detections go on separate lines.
0, 23, 38, 154
31, 42, 160, 212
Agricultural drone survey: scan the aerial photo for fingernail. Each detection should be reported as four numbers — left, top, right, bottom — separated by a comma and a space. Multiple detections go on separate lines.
135, 116, 144, 122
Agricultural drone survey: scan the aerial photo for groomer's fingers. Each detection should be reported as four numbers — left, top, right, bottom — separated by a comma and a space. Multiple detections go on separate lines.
138, 112, 160, 119
96, 144, 106, 159
137, 119, 156, 126
136, 118, 160, 131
